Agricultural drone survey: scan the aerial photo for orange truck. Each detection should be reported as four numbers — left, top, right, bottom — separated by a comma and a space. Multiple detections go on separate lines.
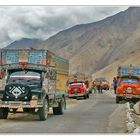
116, 65, 140, 104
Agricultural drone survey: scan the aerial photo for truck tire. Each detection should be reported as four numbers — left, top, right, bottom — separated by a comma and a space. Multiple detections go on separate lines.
87, 94, 89, 99
38, 99, 48, 121
116, 96, 121, 104
53, 98, 64, 115
53, 107, 58, 115
83, 94, 87, 99
0, 108, 9, 119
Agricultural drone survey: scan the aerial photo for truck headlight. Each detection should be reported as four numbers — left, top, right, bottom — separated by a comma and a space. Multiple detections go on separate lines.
126, 87, 132, 93
117, 89, 122, 94
32, 95, 38, 100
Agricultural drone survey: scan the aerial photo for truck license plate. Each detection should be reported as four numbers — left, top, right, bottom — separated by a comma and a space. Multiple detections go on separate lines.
10, 102, 21, 107
125, 94, 132, 98
30, 100, 37, 107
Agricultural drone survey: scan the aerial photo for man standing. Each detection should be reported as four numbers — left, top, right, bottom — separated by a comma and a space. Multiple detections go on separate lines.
92, 81, 96, 93
113, 77, 117, 94
96, 80, 103, 93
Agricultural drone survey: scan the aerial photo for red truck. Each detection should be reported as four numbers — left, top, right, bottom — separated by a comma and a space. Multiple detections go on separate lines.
101, 80, 110, 90
68, 74, 89, 99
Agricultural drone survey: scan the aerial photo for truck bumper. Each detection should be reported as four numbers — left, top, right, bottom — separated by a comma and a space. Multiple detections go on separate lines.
68, 93, 85, 98
0, 100, 44, 108
116, 94, 140, 100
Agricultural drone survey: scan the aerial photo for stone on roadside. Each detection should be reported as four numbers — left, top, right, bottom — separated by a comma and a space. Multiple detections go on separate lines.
133, 128, 140, 134
133, 101, 140, 115
127, 122, 135, 133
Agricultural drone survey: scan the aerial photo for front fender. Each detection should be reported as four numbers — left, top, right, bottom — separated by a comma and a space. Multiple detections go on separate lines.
31, 89, 46, 100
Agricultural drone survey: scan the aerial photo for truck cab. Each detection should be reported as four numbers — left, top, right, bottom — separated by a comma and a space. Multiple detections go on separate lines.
101, 80, 110, 90
68, 81, 89, 99
68, 73, 90, 99
116, 66, 140, 103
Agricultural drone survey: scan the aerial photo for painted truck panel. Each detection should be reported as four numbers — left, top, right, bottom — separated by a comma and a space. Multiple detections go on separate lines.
0, 49, 69, 93
1, 49, 46, 65
118, 66, 140, 77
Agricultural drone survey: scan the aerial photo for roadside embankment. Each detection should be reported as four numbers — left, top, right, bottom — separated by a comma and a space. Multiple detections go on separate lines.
125, 102, 140, 133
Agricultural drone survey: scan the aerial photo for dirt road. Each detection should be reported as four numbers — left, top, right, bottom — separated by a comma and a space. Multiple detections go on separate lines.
0, 91, 127, 133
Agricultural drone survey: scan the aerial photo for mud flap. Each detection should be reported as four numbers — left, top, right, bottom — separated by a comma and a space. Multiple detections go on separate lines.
64, 96, 66, 110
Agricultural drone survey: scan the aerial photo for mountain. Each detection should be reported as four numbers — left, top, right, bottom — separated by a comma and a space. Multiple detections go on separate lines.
92, 50, 140, 83
4, 7, 140, 79
39, 7, 140, 76
6, 38, 42, 49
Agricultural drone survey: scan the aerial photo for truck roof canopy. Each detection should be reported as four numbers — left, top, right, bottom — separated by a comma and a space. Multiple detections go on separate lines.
117, 65, 140, 77
0, 49, 69, 73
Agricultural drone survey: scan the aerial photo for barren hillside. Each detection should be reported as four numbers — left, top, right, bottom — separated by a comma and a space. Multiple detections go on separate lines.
92, 50, 140, 83
39, 7, 140, 75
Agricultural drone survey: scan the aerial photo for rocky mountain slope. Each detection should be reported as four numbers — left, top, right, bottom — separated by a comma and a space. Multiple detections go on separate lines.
92, 50, 140, 83
39, 7, 140, 76
6, 38, 42, 49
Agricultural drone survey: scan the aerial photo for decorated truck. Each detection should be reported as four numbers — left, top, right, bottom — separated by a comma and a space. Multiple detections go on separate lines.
0, 48, 69, 121
116, 65, 140, 104
94, 77, 110, 91
68, 73, 89, 99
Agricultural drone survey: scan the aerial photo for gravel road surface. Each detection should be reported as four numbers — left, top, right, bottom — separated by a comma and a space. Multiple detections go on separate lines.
0, 91, 127, 133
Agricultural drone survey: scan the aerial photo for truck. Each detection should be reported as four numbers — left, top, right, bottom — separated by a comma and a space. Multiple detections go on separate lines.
68, 73, 89, 99
0, 48, 69, 121
94, 77, 110, 91
116, 65, 140, 104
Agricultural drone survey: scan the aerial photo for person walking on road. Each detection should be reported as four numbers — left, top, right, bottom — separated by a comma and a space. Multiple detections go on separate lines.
96, 80, 103, 94
113, 77, 117, 94
92, 81, 97, 93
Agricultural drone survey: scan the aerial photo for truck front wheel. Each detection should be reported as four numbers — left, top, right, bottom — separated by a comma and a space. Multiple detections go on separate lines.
38, 100, 48, 121
87, 93, 89, 99
0, 108, 9, 119
83, 94, 87, 99
116, 96, 121, 104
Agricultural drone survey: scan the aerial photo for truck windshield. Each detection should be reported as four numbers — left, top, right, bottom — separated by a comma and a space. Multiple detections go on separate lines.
69, 83, 84, 86
8, 71, 41, 83
10, 71, 40, 79
121, 78, 139, 83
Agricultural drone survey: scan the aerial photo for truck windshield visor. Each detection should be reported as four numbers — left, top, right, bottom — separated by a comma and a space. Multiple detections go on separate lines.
121, 78, 139, 83
9, 71, 41, 80
69, 83, 84, 86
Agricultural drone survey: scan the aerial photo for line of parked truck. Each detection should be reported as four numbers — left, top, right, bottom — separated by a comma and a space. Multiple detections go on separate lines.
0, 48, 94, 121
0, 48, 111, 121
0, 48, 128, 122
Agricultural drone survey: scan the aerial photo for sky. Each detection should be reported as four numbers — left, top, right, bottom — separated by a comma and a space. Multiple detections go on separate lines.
0, 6, 128, 48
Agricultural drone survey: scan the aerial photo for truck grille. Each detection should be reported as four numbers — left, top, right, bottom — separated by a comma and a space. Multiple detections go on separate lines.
4, 83, 31, 101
